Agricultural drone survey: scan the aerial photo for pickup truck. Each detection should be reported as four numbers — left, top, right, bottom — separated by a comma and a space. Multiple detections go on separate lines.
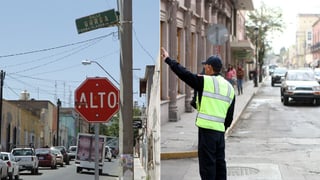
11, 147, 39, 174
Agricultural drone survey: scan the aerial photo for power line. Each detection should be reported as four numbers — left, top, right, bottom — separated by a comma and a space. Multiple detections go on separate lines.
0, 33, 116, 59
133, 27, 156, 64
12, 39, 102, 74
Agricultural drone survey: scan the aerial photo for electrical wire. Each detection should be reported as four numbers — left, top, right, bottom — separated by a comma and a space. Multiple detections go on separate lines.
0, 33, 115, 59
133, 27, 156, 64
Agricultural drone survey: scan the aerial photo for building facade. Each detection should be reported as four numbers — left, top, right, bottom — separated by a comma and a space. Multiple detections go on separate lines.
312, 18, 320, 67
1, 99, 91, 152
2, 100, 43, 151
296, 14, 320, 67
7, 100, 56, 149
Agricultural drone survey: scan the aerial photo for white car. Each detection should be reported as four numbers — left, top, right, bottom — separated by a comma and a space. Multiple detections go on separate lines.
281, 69, 320, 105
0, 152, 19, 180
0, 158, 8, 180
105, 146, 112, 162
67, 146, 77, 160
314, 68, 320, 84
11, 147, 39, 174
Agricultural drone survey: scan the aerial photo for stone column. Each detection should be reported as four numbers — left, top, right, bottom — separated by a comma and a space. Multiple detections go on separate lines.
168, 0, 180, 121
184, 7, 193, 113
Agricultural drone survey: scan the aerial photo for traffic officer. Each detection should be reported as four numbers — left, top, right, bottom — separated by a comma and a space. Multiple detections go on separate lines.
161, 47, 235, 180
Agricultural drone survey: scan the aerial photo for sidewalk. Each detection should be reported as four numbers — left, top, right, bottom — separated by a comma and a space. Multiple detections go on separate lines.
135, 79, 260, 179
161, 79, 260, 159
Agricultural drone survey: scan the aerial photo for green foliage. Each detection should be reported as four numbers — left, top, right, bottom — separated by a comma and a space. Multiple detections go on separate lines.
133, 106, 142, 116
246, 2, 284, 61
245, 1, 284, 80
99, 106, 143, 137
105, 115, 119, 137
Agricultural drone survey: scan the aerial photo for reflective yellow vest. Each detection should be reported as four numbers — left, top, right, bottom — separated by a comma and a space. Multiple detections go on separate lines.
196, 75, 235, 132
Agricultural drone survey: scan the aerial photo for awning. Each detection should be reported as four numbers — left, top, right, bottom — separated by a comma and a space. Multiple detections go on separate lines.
230, 40, 255, 51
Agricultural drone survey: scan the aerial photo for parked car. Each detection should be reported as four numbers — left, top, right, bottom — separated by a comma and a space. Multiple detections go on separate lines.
67, 146, 77, 160
11, 147, 39, 174
268, 64, 278, 75
280, 69, 320, 105
51, 146, 70, 165
0, 152, 19, 180
35, 148, 57, 169
105, 146, 112, 162
51, 149, 64, 167
271, 67, 287, 86
314, 68, 320, 84
0, 159, 8, 180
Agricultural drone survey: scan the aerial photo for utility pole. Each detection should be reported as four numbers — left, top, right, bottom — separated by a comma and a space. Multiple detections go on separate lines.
56, 98, 61, 146
118, 0, 134, 179
0, 70, 5, 151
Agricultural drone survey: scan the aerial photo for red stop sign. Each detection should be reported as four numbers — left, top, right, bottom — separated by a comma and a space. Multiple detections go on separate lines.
74, 77, 119, 123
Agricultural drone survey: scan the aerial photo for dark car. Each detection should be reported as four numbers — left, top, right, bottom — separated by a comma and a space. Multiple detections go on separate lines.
35, 148, 57, 169
51, 146, 70, 165
271, 67, 287, 86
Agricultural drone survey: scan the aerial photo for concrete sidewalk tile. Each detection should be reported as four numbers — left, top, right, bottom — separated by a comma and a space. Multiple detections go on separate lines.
134, 158, 147, 180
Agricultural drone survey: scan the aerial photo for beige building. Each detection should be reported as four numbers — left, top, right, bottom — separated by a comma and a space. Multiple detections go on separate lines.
295, 14, 320, 67
2, 100, 43, 151
6, 99, 57, 149
160, 0, 254, 123
311, 18, 320, 67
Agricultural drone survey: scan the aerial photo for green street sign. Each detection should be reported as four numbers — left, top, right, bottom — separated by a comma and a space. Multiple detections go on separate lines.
75, 9, 119, 34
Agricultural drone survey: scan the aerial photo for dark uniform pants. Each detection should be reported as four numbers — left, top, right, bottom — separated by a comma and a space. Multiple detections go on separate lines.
198, 127, 226, 180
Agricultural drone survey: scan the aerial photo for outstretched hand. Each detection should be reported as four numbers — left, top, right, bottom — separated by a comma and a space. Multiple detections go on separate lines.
161, 47, 169, 61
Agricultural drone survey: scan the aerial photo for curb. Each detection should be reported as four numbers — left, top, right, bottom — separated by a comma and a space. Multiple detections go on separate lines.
161, 151, 198, 160
225, 89, 257, 137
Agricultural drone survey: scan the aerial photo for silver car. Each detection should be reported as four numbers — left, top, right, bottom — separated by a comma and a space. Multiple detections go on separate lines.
281, 69, 320, 105
314, 68, 320, 84
0, 152, 19, 180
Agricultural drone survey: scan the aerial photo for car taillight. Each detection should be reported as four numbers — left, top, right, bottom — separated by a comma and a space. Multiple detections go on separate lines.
7, 161, 11, 167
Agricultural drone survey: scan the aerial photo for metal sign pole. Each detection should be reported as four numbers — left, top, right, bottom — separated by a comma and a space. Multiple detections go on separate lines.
94, 123, 100, 180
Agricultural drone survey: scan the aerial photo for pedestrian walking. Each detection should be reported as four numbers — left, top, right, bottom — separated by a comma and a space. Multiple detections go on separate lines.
161, 47, 235, 180
226, 64, 236, 86
236, 64, 245, 95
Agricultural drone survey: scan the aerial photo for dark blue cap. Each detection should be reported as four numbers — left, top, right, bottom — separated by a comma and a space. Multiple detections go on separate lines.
202, 56, 222, 71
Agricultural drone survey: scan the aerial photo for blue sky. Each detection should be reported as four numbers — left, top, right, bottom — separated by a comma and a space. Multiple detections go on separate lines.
0, 0, 159, 107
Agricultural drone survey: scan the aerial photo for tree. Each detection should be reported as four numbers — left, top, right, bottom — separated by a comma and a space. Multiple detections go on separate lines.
245, 2, 284, 82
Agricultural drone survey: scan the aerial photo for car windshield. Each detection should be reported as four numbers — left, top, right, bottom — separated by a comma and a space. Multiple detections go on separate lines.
0, 154, 9, 161
69, 147, 77, 151
287, 71, 315, 81
12, 149, 33, 156
274, 68, 287, 74
35, 149, 50, 154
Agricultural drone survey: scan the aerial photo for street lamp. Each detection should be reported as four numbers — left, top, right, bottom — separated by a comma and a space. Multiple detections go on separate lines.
81, 60, 120, 86
254, 27, 259, 87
